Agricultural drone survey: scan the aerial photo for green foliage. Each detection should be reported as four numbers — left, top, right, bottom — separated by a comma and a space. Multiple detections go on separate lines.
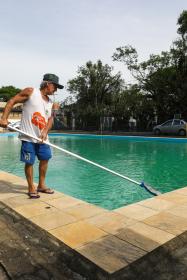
112, 10, 187, 124
67, 60, 124, 129
111, 84, 154, 129
177, 10, 187, 40
0, 86, 20, 101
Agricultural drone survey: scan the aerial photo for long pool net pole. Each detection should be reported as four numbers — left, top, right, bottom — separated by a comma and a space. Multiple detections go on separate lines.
7, 124, 161, 196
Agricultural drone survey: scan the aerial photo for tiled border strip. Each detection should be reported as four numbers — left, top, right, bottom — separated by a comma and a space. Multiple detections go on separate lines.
1, 170, 187, 279
1, 131, 187, 142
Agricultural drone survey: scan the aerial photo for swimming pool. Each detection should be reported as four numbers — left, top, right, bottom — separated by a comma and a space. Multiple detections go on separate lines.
1, 133, 187, 210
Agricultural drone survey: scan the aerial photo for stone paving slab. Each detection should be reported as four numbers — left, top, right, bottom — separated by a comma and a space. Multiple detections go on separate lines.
174, 186, 187, 196
157, 191, 187, 204
3, 194, 42, 208
138, 196, 177, 211
116, 222, 175, 252
143, 211, 187, 235
45, 195, 85, 210
166, 203, 187, 219
85, 211, 137, 235
15, 201, 57, 219
1, 170, 187, 279
61, 203, 107, 220
30, 209, 77, 230
77, 235, 147, 273
50, 220, 108, 249
114, 203, 159, 220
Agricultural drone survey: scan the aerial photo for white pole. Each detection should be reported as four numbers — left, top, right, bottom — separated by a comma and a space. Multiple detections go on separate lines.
7, 124, 161, 195
7, 124, 140, 185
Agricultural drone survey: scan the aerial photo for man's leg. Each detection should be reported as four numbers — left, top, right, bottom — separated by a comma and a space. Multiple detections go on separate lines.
37, 143, 54, 193
25, 163, 36, 193
37, 160, 54, 193
38, 160, 48, 189
20, 141, 39, 198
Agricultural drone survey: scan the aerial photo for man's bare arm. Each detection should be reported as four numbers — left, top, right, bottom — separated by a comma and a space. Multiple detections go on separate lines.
40, 103, 60, 141
0, 87, 33, 127
40, 114, 55, 142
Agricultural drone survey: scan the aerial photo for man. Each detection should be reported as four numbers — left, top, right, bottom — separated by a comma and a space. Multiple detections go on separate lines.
0, 73, 64, 198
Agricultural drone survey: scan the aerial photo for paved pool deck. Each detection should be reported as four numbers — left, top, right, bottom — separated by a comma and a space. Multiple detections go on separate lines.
1, 170, 187, 279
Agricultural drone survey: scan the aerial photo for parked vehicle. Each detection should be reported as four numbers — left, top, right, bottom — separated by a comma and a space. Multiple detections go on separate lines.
153, 119, 186, 136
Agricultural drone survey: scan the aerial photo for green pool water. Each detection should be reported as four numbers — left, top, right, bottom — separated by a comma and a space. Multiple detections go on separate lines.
1, 134, 187, 210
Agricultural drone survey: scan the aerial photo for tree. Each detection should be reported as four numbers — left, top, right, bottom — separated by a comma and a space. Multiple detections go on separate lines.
111, 84, 154, 130
67, 60, 124, 129
177, 10, 187, 41
112, 46, 174, 121
112, 10, 187, 123
0, 86, 20, 101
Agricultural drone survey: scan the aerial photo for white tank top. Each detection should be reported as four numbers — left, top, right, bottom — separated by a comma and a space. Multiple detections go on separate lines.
19, 88, 53, 142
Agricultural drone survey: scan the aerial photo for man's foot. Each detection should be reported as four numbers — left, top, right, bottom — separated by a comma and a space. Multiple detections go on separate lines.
37, 187, 54, 194
28, 192, 40, 199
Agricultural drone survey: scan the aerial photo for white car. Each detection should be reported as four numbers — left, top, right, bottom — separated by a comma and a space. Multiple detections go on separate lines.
153, 119, 186, 136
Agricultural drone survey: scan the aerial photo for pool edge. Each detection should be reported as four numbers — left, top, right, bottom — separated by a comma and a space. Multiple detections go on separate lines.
1, 170, 187, 279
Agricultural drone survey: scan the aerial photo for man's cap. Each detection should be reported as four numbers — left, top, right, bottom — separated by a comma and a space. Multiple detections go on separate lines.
43, 73, 64, 89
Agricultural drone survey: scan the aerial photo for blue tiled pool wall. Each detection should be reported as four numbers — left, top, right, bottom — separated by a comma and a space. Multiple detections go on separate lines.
1, 132, 187, 143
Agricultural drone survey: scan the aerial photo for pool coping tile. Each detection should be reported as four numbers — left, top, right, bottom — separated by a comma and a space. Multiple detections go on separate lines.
49, 220, 108, 249
1, 170, 187, 278
116, 221, 175, 252
114, 203, 159, 220
77, 235, 147, 273
172, 186, 187, 196
62, 202, 107, 220
138, 197, 177, 211
85, 211, 137, 235
166, 203, 187, 219
156, 191, 187, 204
14, 201, 58, 219
142, 211, 187, 235
45, 195, 85, 210
30, 209, 77, 230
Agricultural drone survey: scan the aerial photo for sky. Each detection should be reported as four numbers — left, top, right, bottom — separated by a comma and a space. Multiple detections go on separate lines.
0, 0, 187, 101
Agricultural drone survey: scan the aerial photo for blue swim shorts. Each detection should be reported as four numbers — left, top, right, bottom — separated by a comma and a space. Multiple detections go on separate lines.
20, 141, 52, 165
